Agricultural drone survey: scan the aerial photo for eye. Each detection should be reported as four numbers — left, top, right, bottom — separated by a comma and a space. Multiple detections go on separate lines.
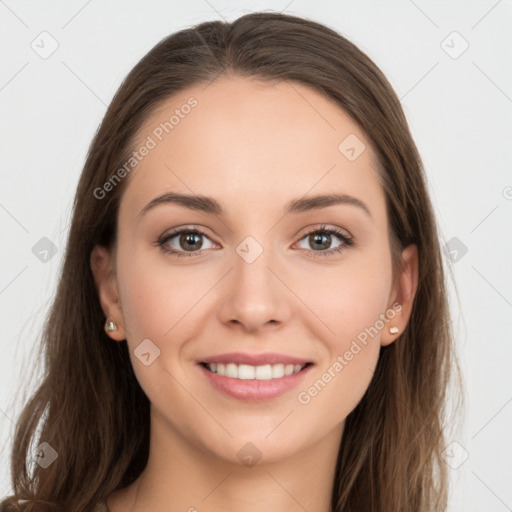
295, 225, 353, 257
157, 224, 353, 258
157, 226, 216, 257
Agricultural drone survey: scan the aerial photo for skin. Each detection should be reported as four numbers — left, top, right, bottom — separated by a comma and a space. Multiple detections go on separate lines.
91, 75, 418, 512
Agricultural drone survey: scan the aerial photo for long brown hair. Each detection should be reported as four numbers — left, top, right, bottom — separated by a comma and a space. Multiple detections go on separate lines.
1, 12, 460, 512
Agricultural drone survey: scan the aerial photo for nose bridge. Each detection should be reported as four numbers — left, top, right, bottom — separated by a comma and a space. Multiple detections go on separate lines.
232, 233, 277, 297
217, 231, 288, 330
235, 234, 268, 266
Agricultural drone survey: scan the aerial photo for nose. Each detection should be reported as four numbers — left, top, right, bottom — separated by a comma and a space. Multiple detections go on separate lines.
216, 238, 291, 334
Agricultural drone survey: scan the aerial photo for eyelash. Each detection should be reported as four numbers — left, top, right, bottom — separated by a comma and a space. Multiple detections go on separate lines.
156, 224, 354, 258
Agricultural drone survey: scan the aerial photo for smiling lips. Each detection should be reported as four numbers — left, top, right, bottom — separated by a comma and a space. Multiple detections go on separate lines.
198, 352, 314, 401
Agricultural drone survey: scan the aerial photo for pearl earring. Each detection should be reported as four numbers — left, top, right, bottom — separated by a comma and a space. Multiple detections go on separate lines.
389, 326, 399, 334
104, 320, 118, 333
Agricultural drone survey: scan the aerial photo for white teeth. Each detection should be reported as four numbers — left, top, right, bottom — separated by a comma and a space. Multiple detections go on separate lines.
255, 364, 272, 380
206, 362, 307, 379
225, 363, 238, 378
238, 364, 255, 379
271, 363, 284, 378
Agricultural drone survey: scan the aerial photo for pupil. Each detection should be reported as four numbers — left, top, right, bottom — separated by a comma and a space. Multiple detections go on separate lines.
311, 233, 330, 250
181, 232, 201, 251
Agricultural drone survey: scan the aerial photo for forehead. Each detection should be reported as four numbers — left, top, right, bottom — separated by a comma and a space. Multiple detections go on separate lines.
120, 75, 383, 220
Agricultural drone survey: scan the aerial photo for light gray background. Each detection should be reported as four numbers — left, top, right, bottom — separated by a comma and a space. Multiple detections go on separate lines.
1, 1, 511, 510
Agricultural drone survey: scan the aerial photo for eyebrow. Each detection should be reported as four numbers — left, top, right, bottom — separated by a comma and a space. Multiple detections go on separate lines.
138, 191, 371, 218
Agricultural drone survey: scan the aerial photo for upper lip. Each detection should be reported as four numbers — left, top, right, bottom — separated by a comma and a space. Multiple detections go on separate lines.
199, 352, 313, 366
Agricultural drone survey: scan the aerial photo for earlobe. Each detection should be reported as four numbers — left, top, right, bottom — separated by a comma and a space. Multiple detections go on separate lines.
381, 244, 419, 347
90, 245, 126, 341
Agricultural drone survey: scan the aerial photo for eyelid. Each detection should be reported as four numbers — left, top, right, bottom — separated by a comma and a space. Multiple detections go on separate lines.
158, 224, 214, 241
296, 223, 352, 241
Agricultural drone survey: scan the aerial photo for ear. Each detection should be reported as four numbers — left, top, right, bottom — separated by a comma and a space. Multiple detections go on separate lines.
381, 244, 419, 346
90, 245, 126, 341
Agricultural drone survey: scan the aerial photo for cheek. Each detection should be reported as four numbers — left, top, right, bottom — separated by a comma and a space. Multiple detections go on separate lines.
115, 249, 193, 401
115, 244, 217, 386
296, 247, 393, 349
296, 275, 388, 423
116, 267, 167, 340
116, 244, 200, 340
294, 251, 392, 413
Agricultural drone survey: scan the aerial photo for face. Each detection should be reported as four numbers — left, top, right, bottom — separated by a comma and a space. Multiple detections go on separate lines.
92, 75, 417, 465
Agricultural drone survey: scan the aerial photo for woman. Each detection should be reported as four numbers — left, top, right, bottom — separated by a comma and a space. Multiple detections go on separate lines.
1, 11, 459, 512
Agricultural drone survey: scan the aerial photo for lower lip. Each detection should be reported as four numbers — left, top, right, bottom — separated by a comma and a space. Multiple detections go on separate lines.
198, 364, 313, 402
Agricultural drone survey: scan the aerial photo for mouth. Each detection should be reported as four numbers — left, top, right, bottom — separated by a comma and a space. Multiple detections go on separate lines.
196, 354, 315, 401
199, 361, 313, 380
